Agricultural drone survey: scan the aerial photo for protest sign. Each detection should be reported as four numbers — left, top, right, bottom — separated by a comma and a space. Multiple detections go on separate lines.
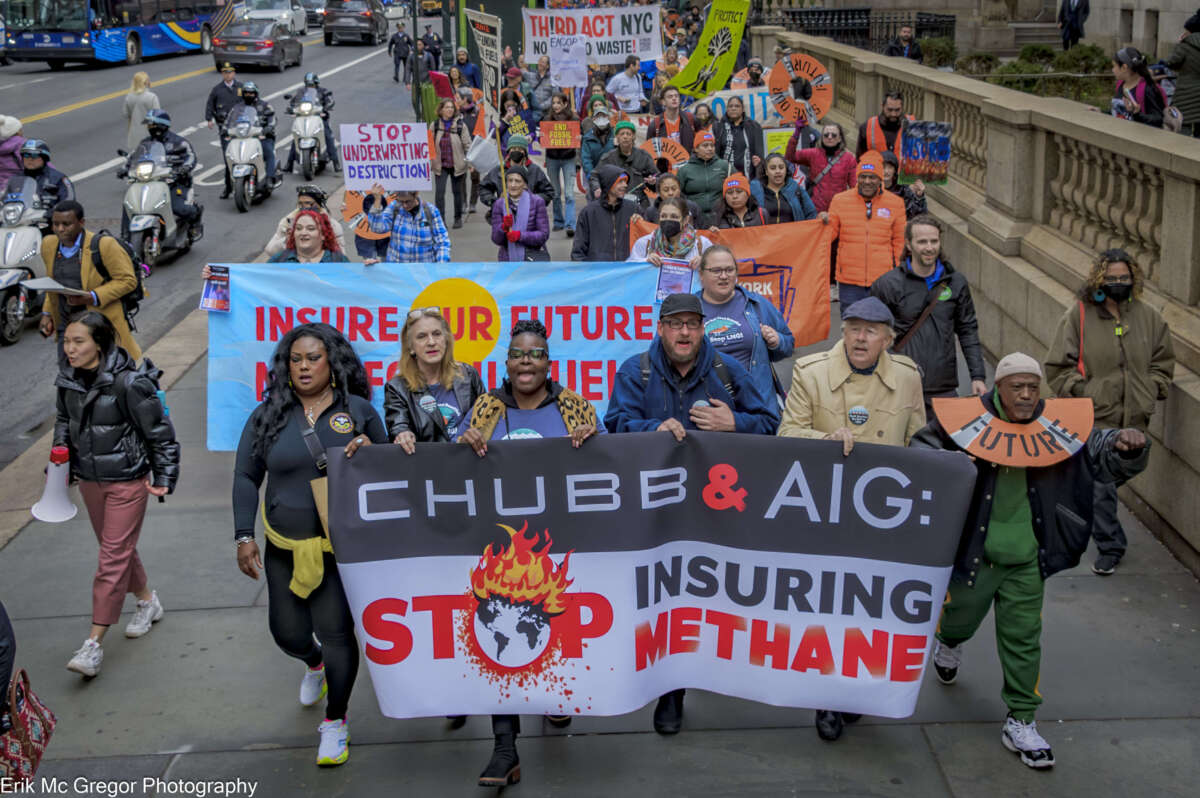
523, 5, 662, 65
639, 137, 690, 171
199, 266, 229, 313
206, 261, 660, 450
327, 432, 977, 718
669, 0, 750, 98
464, 8, 503, 116
766, 52, 832, 126
551, 39, 588, 88
339, 123, 432, 191
540, 120, 582, 149
764, 128, 793, 156
632, 218, 832, 347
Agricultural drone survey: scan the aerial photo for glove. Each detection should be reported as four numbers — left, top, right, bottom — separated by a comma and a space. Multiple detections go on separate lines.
501, 213, 513, 231
506, 229, 521, 243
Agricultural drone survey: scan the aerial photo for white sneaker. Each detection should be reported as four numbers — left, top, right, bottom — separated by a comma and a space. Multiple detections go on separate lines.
1002, 714, 1055, 769
932, 640, 961, 684
830, 284, 840, 303
316, 718, 349, 767
66, 638, 103, 678
125, 591, 164, 638
300, 664, 328, 707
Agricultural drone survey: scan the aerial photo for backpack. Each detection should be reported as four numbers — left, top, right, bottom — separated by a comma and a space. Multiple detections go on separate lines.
89, 230, 145, 331
639, 350, 736, 399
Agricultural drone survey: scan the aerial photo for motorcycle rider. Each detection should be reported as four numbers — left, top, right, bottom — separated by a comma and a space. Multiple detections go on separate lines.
119, 110, 203, 241
19, 140, 74, 234
205, 63, 243, 199
284, 72, 342, 175
224, 81, 280, 189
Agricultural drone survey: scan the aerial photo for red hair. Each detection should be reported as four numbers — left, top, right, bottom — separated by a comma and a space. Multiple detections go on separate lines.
286, 209, 341, 253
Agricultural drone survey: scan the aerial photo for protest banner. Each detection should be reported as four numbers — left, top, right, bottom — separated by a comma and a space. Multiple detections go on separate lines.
767, 52, 832, 126
464, 7, 503, 116
339, 123, 432, 192
639, 137, 690, 171
540, 120, 581, 149
709, 87, 787, 128
550, 39, 588, 88
669, 0, 750, 99
631, 218, 832, 347
327, 432, 978, 718
523, 5, 662, 65
206, 261, 659, 450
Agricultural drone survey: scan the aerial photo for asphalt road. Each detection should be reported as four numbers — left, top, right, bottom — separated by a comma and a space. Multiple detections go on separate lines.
0, 26, 438, 469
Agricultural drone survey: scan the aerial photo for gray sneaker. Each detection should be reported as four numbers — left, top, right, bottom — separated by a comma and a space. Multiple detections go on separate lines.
1092, 555, 1120, 576
125, 591, 163, 638
66, 638, 103, 678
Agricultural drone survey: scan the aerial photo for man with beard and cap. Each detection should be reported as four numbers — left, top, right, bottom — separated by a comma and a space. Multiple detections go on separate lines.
455, 47, 482, 89
745, 57, 767, 87
478, 134, 555, 224
824, 151, 906, 308
857, 92, 912, 160
777, 295, 924, 744
388, 21, 413, 84
883, 24, 924, 63
594, 119, 657, 202
912, 353, 1150, 770
571, 165, 638, 262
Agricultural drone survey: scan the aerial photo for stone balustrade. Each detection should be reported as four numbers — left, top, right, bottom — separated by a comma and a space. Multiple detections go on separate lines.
759, 29, 1200, 568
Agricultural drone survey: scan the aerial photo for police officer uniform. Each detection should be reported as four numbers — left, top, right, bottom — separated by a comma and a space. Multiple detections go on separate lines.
205, 64, 243, 196
388, 25, 413, 83
421, 26, 442, 63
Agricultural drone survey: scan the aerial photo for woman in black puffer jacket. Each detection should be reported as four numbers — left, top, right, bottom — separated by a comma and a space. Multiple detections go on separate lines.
55, 311, 179, 680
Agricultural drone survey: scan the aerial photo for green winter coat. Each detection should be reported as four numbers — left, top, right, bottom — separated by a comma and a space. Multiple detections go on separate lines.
1043, 298, 1174, 431
1165, 33, 1200, 123
676, 152, 729, 225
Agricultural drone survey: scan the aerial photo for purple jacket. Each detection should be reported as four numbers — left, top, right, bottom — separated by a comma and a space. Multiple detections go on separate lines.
490, 193, 550, 261
0, 135, 25, 190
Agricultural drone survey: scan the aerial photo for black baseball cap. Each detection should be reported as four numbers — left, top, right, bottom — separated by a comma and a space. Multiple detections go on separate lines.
660, 293, 704, 318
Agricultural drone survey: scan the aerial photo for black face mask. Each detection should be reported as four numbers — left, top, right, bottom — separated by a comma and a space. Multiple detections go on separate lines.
509, 151, 525, 163
660, 220, 682, 238
1104, 283, 1133, 303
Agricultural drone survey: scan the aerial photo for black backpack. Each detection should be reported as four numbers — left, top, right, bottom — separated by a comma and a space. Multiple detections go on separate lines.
639, 351, 736, 399
89, 230, 145, 331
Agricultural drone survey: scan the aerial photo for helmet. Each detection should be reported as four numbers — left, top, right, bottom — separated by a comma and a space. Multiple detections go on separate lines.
296, 184, 327, 204
144, 109, 171, 139
304, 72, 319, 87
241, 81, 260, 101
20, 139, 51, 160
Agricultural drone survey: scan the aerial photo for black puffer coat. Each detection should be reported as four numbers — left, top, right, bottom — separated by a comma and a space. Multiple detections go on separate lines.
54, 348, 180, 490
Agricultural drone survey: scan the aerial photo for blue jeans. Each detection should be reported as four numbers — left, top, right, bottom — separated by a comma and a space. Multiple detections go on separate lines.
837, 282, 871, 312
262, 137, 277, 179
354, 235, 389, 259
545, 156, 576, 229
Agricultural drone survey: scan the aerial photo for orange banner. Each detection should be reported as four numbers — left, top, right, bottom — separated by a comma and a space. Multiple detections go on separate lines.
630, 219, 832, 347
539, 120, 581, 149
932, 397, 1094, 468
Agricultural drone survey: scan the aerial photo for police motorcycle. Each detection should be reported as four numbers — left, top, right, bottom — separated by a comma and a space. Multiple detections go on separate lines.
223, 106, 276, 213
0, 177, 48, 345
285, 87, 331, 180
116, 141, 196, 268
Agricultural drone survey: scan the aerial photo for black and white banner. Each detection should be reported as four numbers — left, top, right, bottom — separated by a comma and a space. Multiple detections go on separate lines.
327, 433, 976, 719
464, 8, 502, 116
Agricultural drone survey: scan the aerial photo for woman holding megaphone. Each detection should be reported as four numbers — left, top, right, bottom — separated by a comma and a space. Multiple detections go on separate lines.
54, 311, 179, 680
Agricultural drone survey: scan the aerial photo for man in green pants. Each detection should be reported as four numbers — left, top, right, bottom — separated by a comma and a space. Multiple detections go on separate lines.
911, 352, 1150, 769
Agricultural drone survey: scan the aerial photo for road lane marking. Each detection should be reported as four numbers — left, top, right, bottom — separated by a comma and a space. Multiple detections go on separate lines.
0, 76, 55, 91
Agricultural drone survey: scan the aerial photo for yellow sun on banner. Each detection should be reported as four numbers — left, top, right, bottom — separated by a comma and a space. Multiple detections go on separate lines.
411, 278, 502, 364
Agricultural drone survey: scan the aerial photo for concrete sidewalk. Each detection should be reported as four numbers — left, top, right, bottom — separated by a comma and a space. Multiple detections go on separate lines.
2, 213, 1198, 798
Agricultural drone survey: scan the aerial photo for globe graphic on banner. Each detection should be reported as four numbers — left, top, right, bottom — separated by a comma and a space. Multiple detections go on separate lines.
474, 596, 553, 668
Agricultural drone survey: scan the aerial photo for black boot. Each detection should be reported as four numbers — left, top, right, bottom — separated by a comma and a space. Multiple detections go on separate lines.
478, 733, 520, 787
815, 710, 844, 741
653, 689, 685, 735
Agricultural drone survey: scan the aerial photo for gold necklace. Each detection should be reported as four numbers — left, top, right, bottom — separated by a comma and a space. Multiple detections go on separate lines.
302, 387, 332, 427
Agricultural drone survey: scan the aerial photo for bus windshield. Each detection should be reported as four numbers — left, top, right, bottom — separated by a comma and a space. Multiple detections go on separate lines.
6, 0, 90, 31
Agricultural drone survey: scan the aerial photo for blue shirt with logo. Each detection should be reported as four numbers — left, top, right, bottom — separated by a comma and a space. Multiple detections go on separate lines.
700, 291, 755, 371
421, 384, 464, 440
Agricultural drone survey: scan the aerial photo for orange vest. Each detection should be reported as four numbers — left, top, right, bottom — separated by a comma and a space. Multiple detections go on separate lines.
864, 115, 912, 159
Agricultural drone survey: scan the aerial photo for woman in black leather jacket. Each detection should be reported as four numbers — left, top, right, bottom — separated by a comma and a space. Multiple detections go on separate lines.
55, 311, 179, 680
383, 307, 486, 450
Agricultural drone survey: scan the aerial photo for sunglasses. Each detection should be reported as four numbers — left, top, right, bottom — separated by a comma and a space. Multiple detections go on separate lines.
408, 306, 440, 319
507, 347, 549, 360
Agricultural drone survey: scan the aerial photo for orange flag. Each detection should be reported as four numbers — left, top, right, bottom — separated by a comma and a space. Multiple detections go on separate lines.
630, 219, 833, 346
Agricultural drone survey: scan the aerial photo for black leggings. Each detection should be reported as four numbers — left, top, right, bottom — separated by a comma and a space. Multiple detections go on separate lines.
265, 542, 359, 720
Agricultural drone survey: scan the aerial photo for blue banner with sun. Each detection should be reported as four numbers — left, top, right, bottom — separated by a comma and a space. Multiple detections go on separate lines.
206, 261, 660, 450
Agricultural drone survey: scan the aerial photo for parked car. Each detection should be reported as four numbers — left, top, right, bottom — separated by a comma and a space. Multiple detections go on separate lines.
242, 0, 309, 35
213, 21, 304, 71
323, 0, 388, 45
300, 0, 327, 28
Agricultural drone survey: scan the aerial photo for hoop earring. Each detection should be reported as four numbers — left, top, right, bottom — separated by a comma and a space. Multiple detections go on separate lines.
1093, 289, 1107, 303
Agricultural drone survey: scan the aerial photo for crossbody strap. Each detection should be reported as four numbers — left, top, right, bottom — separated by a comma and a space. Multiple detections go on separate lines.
295, 405, 328, 472
809, 151, 842, 187
894, 278, 950, 353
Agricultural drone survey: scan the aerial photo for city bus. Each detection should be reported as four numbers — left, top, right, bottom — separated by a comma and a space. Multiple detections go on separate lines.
3, 0, 237, 68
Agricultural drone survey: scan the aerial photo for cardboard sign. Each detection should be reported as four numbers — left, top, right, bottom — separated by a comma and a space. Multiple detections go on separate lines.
524, 5, 662, 65
340, 123, 433, 191
766, 53, 832, 126
639, 137, 690, 171
540, 120, 582, 149
932, 397, 1094, 468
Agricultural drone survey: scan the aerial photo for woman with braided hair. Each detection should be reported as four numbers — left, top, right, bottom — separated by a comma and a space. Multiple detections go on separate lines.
232, 323, 387, 767
458, 318, 602, 787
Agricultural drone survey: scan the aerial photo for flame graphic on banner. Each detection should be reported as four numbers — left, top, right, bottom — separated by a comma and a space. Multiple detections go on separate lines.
470, 522, 573, 615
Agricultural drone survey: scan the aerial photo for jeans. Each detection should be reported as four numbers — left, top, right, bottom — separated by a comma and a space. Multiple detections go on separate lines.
262, 137, 277, 180
836, 282, 871, 310
545, 156, 576, 229
434, 169, 465, 222
354, 235, 389, 260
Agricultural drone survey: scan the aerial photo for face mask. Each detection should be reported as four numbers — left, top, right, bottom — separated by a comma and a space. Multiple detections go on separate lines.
1104, 283, 1132, 303
660, 220, 682, 238
594, 117, 610, 129
509, 151, 525, 163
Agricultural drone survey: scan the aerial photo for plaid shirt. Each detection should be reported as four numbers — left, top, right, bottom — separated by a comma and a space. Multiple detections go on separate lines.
366, 199, 452, 263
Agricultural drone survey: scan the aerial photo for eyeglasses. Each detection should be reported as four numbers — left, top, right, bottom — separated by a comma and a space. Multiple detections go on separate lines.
704, 267, 736, 277
507, 347, 549, 360
662, 318, 703, 330
408, 306, 440, 319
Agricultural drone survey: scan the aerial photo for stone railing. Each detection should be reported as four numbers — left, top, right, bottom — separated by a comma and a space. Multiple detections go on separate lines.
759, 30, 1200, 568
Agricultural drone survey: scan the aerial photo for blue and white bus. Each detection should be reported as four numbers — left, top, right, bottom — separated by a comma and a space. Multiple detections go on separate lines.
4, 0, 240, 67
